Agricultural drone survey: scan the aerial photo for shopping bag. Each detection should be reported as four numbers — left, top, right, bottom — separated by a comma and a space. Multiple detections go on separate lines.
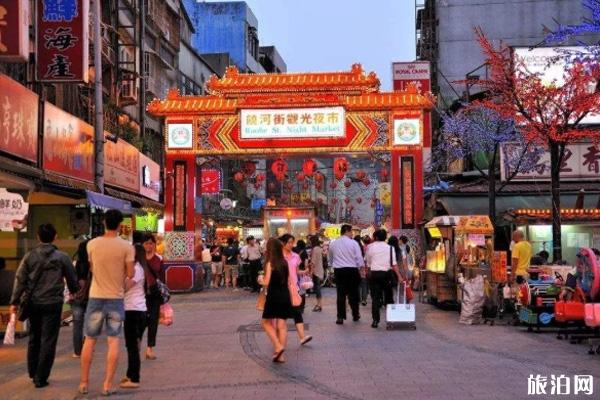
3, 313, 16, 345
404, 281, 414, 303
159, 303, 174, 326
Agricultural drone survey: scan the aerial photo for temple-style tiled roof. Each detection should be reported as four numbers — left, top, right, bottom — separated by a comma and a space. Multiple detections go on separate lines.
205, 64, 381, 96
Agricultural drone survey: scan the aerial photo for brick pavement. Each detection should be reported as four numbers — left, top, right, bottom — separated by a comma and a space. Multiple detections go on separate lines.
0, 288, 598, 400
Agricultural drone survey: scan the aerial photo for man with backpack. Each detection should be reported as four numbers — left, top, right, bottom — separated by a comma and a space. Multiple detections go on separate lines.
10, 224, 79, 388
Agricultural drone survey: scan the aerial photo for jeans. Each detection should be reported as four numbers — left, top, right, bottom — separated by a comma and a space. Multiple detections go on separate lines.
146, 296, 161, 347
360, 277, 369, 303
369, 271, 393, 323
124, 311, 146, 383
334, 268, 361, 320
203, 262, 212, 288
71, 301, 86, 356
85, 298, 125, 337
27, 302, 63, 384
249, 259, 262, 292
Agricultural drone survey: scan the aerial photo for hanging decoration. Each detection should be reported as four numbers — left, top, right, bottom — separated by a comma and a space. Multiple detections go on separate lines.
271, 159, 288, 181
314, 171, 324, 183
302, 181, 309, 190
255, 173, 266, 183
379, 169, 389, 182
302, 159, 317, 177
344, 179, 352, 188
363, 178, 371, 187
329, 182, 337, 190
315, 181, 323, 191
333, 157, 350, 180
233, 171, 245, 183
356, 170, 366, 181
242, 161, 256, 176
296, 172, 306, 182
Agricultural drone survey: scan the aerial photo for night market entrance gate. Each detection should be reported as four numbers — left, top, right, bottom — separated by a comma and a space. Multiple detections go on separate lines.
148, 64, 432, 290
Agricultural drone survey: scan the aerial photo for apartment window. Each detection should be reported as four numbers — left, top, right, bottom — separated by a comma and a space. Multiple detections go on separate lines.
159, 45, 175, 67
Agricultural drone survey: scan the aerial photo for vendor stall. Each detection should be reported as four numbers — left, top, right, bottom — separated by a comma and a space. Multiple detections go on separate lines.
263, 207, 316, 241
424, 215, 495, 305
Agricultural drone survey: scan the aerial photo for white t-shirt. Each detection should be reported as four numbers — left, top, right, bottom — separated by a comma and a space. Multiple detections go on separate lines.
201, 248, 212, 263
365, 241, 397, 272
124, 262, 147, 312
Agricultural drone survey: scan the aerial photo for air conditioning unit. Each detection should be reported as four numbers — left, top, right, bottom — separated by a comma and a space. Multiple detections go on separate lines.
120, 79, 138, 106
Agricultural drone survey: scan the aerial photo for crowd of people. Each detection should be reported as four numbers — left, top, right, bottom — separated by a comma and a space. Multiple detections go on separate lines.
9, 209, 167, 394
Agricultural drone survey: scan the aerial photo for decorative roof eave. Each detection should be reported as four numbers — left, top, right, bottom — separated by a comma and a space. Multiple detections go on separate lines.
147, 84, 435, 116
205, 64, 381, 97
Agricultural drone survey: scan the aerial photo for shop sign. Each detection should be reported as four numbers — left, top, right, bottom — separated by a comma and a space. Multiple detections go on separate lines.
401, 157, 415, 229
173, 162, 186, 230
200, 168, 221, 195
36, 0, 89, 82
104, 133, 139, 192
393, 119, 421, 146
167, 123, 193, 149
135, 212, 158, 232
513, 47, 599, 125
43, 102, 94, 182
139, 153, 160, 201
324, 225, 341, 239
240, 107, 345, 139
0, 188, 28, 231
0, 0, 29, 62
377, 182, 392, 207
0, 74, 39, 162
500, 142, 600, 181
392, 61, 431, 92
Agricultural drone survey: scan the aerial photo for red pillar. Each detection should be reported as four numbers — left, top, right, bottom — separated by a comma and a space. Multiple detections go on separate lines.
164, 153, 196, 232
391, 148, 424, 231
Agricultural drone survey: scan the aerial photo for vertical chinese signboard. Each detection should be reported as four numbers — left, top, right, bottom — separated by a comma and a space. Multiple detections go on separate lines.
104, 134, 140, 192
36, 0, 89, 82
400, 157, 415, 229
173, 162, 186, 231
0, 74, 39, 162
0, 0, 29, 62
200, 169, 221, 195
43, 102, 94, 182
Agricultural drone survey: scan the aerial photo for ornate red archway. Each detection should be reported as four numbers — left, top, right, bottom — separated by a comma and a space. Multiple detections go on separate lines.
148, 64, 432, 277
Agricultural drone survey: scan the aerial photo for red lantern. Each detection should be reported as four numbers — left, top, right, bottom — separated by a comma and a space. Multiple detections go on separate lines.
271, 159, 288, 182
255, 173, 266, 183
242, 161, 256, 176
344, 179, 352, 188
333, 158, 349, 180
356, 197, 362, 204
315, 171, 324, 183
296, 172, 306, 182
356, 170, 366, 181
233, 171, 244, 183
302, 182, 309, 190
302, 159, 317, 177
379, 169, 389, 182
315, 181, 323, 191
363, 178, 371, 187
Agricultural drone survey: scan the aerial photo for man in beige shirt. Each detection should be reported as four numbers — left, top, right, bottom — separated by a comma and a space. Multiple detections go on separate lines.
79, 209, 135, 396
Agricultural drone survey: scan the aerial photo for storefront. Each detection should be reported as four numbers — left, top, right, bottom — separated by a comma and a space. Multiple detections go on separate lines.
148, 65, 433, 291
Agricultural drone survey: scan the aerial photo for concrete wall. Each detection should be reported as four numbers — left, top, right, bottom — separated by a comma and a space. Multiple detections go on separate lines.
436, 0, 599, 103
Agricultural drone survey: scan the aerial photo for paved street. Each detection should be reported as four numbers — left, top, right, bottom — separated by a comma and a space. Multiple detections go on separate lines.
1, 289, 598, 400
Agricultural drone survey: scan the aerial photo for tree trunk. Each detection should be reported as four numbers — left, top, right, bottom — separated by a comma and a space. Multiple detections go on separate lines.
488, 144, 498, 227
549, 141, 563, 262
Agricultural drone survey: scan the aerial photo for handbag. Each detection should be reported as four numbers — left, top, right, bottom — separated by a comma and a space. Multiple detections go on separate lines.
299, 275, 314, 290
159, 303, 174, 326
256, 287, 267, 311
288, 279, 302, 307
405, 280, 414, 303
148, 266, 170, 304
18, 250, 56, 322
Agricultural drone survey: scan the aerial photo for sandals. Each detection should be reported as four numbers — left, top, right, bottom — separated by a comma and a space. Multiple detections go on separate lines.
272, 348, 285, 363
101, 389, 117, 396
301, 335, 313, 346
312, 306, 322, 312
78, 384, 88, 395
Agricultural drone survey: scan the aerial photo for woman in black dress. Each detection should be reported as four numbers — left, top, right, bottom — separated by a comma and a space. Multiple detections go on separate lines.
261, 238, 292, 363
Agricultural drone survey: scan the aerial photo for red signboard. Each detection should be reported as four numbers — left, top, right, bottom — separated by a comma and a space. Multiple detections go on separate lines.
36, 0, 89, 82
200, 168, 221, 195
174, 162, 186, 231
139, 153, 160, 201
0, 74, 38, 162
104, 133, 140, 192
43, 102, 94, 182
0, 0, 29, 62
401, 157, 415, 229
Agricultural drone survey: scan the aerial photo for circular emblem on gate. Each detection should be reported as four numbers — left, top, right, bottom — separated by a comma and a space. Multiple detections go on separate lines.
170, 126, 191, 146
220, 198, 233, 210
395, 122, 417, 142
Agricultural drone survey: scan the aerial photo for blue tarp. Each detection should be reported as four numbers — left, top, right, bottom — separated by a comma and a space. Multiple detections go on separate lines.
86, 190, 132, 214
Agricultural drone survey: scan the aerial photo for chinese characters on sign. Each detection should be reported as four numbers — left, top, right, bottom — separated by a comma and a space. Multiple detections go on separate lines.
0, 74, 39, 162
43, 102, 94, 182
104, 133, 140, 192
200, 169, 221, 195
240, 107, 345, 139
527, 374, 593, 396
0, 188, 28, 232
174, 162, 186, 231
393, 119, 421, 146
401, 158, 415, 229
167, 123, 193, 149
139, 153, 160, 201
36, 0, 89, 82
0, 0, 29, 62
500, 142, 600, 181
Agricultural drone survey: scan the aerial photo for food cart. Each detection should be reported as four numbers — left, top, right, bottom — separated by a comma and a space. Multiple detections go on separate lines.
263, 207, 316, 241
424, 215, 495, 305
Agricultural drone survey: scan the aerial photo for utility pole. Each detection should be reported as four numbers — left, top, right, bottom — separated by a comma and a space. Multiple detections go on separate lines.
93, 0, 104, 194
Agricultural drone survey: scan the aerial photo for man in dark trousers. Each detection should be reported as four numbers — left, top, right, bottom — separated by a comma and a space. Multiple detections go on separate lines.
328, 224, 365, 325
10, 224, 79, 388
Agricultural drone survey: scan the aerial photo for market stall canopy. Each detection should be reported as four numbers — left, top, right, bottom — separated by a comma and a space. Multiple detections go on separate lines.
425, 216, 462, 228
455, 215, 494, 235
86, 190, 132, 214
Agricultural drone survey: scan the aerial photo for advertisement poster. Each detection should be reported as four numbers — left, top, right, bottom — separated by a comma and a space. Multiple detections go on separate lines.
0, 0, 29, 62
104, 133, 140, 192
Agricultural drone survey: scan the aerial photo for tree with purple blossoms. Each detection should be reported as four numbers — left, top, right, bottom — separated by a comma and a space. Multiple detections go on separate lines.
437, 106, 543, 224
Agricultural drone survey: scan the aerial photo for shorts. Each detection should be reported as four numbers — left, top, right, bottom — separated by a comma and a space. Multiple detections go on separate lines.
84, 298, 125, 338
224, 264, 239, 279
211, 262, 224, 275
